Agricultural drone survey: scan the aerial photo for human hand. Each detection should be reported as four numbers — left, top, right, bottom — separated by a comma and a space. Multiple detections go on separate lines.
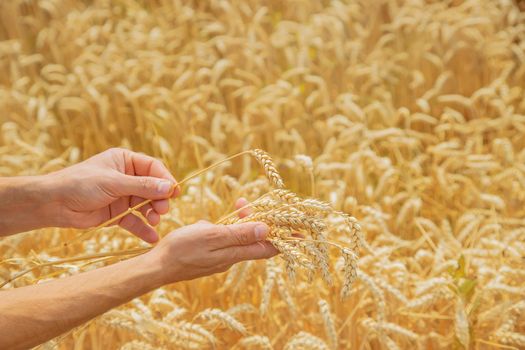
46, 148, 179, 242
147, 198, 278, 285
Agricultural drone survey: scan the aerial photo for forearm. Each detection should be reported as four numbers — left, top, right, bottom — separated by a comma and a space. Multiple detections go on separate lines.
0, 175, 61, 236
0, 252, 164, 349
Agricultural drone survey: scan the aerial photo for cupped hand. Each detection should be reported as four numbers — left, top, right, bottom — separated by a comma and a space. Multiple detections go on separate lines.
48, 148, 179, 242
148, 198, 278, 284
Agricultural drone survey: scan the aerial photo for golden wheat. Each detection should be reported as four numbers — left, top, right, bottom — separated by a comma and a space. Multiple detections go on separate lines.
0, 0, 524, 349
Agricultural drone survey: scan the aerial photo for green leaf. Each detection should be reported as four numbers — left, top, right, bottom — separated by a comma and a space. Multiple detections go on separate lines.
448, 255, 467, 280
458, 278, 477, 300
456, 255, 466, 278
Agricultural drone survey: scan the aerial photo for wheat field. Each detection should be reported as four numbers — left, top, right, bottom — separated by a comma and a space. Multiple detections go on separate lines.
1, 0, 525, 349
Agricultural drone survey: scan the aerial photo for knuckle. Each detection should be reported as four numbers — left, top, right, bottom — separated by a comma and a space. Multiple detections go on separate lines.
204, 229, 224, 246
139, 177, 154, 190
107, 147, 125, 155
237, 231, 250, 245
222, 225, 236, 243
241, 232, 251, 244
153, 158, 165, 169
223, 225, 234, 235
107, 172, 122, 185
227, 225, 250, 246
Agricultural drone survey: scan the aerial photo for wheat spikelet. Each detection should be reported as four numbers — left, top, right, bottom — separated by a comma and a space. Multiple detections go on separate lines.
148, 290, 177, 314
292, 239, 331, 284
405, 288, 454, 310
223, 263, 242, 290
363, 318, 417, 349
294, 154, 313, 171
375, 278, 409, 305
283, 331, 330, 350
196, 308, 247, 334
227, 303, 257, 317
132, 299, 153, 319
221, 261, 255, 292
250, 198, 283, 213
477, 301, 515, 326
414, 277, 450, 296
177, 321, 217, 346
495, 301, 525, 333
270, 239, 315, 271
100, 317, 143, 337
163, 307, 188, 323
237, 335, 274, 350
269, 189, 300, 204
358, 271, 386, 322
269, 189, 333, 215
119, 341, 164, 350
252, 149, 284, 189
260, 260, 279, 314
495, 332, 525, 347
318, 299, 337, 349
363, 318, 405, 350
383, 335, 401, 350
99, 310, 153, 341
380, 322, 419, 341
454, 298, 470, 349
245, 207, 326, 234
337, 212, 362, 252
341, 248, 358, 299
277, 275, 297, 316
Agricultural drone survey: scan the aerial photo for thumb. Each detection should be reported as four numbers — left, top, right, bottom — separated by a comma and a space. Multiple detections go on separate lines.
116, 174, 175, 200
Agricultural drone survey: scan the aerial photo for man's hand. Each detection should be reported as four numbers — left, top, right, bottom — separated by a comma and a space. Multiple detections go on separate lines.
46, 148, 179, 242
146, 197, 278, 284
0, 198, 279, 350
148, 220, 278, 284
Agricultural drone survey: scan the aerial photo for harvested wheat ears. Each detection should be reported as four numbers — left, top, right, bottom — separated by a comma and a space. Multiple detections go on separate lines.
1, 0, 525, 349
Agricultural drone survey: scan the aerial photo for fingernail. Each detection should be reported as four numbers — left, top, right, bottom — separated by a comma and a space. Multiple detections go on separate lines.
254, 224, 269, 241
157, 180, 172, 194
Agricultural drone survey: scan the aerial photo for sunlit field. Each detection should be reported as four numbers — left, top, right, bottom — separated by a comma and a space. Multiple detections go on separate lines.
1, 1, 524, 349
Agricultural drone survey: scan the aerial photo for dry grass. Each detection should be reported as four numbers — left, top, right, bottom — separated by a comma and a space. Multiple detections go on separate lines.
1, 0, 525, 349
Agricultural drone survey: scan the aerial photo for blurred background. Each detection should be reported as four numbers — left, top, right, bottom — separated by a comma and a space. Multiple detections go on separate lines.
0, 1, 524, 349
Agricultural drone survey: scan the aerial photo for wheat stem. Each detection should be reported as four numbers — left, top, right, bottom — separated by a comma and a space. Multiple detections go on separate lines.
0, 247, 149, 288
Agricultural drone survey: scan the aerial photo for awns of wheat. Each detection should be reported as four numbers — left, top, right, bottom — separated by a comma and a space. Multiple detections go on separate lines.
238, 149, 361, 298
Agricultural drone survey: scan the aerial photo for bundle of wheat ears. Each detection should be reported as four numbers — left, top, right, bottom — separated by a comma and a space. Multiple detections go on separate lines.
223, 150, 361, 299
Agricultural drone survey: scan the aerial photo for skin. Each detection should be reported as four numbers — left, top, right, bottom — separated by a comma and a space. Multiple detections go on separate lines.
0, 148, 277, 350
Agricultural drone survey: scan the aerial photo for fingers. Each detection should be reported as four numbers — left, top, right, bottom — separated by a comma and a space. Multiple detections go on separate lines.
220, 241, 279, 263
108, 196, 161, 242
119, 212, 159, 243
116, 174, 176, 200
235, 197, 252, 218
208, 222, 270, 250
131, 196, 160, 226
126, 151, 181, 198
152, 199, 170, 215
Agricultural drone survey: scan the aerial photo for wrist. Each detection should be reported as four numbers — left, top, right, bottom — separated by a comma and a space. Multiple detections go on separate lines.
139, 250, 171, 289
36, 172, 69, 227
0, 175, 63, 235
